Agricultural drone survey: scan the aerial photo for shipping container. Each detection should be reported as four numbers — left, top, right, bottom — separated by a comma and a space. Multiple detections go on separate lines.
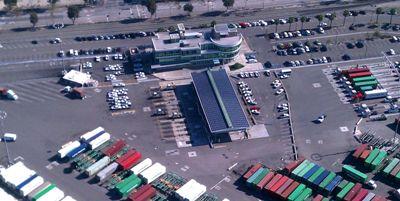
119, 152, 142, 170
353, 80, 378, 89
0, 162, 36, 188
360, 150, 371, 161
343, 183, 361, 201
129, 184, 156, 201
312, 170, 330, 186
270, 176, 289, 192
129, 184, 151, 199
336, 182, 355, 200
352, 144, 369, 158
131, 158, 152, 175
247, 168, 265, 185
86, 130, 106, 144
325, 176, 343, 195
312, 194, 324, 201
371, 151, 387, 169
264, 174, 283, 191
342, 165, 368, 183
252, 168, 269, 186
27, 181, 51, 200
342, 67, 369, 76
287, 184, 306, 201
371, 195, 386, 201
243, 164, 262, 180
292, 160, 310, 176
390, 162, 400, 177
58, 141, 81, 159
256, 172, 275, 190
302, 164, 319, 180
97, 162, 119, 182
349, 71, 373, 79
383, 158, 400, 175
102, 139, 126, 157
275, 178, 293, 196
352, 188, 369, 201
353, 76, 376, 83
175, 179, 207, 201
308, 167, 325, 184
139, 163, 166, 184
116, 174, 139, 190
298, 163, 315, 179
362, 192, 375, 201
117, 150, 137, 166
85, 156, 111, 176
60, 196, 77, 201
363, 89, 387, 100
0, 188, 18, 201
335, 180, 349, 193
32, 183, 56, 201
35, 187, 64, 201
88, 132, 111, 150
66, 143, 88, 159
80, 127, 105, 141
360, 86, 374, 93
16, 174, 38, 190
318, 172, 336, 190
117, 177, 142, 197
19, 176, 44, 197
284, 158, 305, 173
281, 181, 300, 199
294, 188, 312, 201
365, 149, 380, 165
395, 169, 400, 180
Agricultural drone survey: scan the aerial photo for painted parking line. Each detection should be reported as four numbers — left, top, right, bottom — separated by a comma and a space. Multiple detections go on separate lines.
340, 126, 349, 132
188, 151, 197, 157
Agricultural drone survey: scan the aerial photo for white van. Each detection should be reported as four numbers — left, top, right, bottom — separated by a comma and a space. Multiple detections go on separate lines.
3, 133, 17, 142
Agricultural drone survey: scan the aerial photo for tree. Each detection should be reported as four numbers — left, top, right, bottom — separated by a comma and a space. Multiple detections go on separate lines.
315, 14, 324, 26
48, 0, 59, 4
300, 16, 307, 30
222, 0, 234, 11
389, 8, 397, 24
342, 9, 350, 26
4, 0, 17, 9
67, 6, 80, 24
210, 20, 217, 27
48, 0, 59, 17
146, 0, 157, 18
288, 17, 295, 31
274, 19, 279, 32
29, 12, 38, 28
183, 3, 193, 16
352, 11, 358, 24
327, 12, 336, 27
376, 7, 383, 24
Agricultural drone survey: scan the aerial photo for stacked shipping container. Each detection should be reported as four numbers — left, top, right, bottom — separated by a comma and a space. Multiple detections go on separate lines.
352, 144, 387, 170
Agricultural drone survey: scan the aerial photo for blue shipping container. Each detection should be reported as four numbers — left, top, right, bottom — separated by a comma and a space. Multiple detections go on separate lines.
303, 165, 319, 180
86, 130, 106, 142
325, 175, 342, 193
247, 168, 265, 184
312, 170, 330, 186
67, 143, 88, 158
16, 174, 38, 190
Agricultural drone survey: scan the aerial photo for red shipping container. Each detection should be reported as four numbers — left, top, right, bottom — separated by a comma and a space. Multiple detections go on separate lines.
348, 71, 372, 79
275, 178, 293, 196
352, 144, 368, 159
116, 150, 136, 165
129, 185, 156, 201
284, 158, 305, 173
264, 174, 283, 191
390, 163, 400, 177
344, 183, 362, 201
120, 152, 142, 170
360, 150, 371, 160
342, 67, 369, 76
256, 172, 275, 190
103, 140, 126, 157
269, 176, 289, 193
371, 195, 386, 201
281, 181, 300, 199
313, 194, 324, 201
352, 188, 369, 201
243, 164, 262, 180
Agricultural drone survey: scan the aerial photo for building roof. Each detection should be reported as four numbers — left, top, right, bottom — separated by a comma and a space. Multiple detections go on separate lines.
191, 69, 249, 134
62, 70, 92, 86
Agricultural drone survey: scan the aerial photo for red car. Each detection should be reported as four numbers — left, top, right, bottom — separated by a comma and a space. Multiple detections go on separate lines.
239, 22, 250, 28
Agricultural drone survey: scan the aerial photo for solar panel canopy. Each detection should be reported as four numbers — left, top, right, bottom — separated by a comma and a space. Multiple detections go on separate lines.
191, 69, 249, 134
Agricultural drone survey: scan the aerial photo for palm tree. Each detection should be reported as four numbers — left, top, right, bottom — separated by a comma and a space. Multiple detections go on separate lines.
315, 14, 324, 26
352, 11, 359, 24
328, 12, 336, 27
288, 17, 295, 31
376, 7, 383, 24
300, 16, 307, 30
389, 8, 397, 24
343, 10, 350, 26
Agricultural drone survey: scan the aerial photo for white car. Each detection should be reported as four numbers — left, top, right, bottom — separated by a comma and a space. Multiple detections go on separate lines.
389, 49, 396, 55
279, 113, 290, 119
275, 88, 285, 95
316, 114, 326, 123
273, 83, 281, 89
104, 55, 110, 61
2, 133, 17, 142
318, 27, 325, 34
272, 80, 281, 85
366, 180, 377, 189
73, 50, 79, 56
95, 56, 101, 62
247, 59, 258, 63
106, 47, 112, 53
277, 103, 288, 109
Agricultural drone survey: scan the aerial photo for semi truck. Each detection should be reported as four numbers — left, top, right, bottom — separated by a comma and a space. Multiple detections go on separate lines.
85, 156, 111, 177
131, 158, 152, 175
96, 162, 119, 182
58, 141, 81, 159
139, 163, 166, 184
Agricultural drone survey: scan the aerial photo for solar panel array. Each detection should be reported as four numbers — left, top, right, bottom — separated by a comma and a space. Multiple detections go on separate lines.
192, 69, 249, 133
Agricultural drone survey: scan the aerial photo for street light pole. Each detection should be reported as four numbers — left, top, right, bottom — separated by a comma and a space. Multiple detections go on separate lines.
0, 111, 11, 166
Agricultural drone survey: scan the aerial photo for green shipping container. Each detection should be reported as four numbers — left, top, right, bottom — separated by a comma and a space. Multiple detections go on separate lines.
118, 177, 141, 197
294, 188, 312, 201
354, 80, 378, 89
308, 167, 325, 183
334, 180, 349, 194
116, 174, 139, 189
365, 149, 380, 165
336, 182, 355, 200
298, 163, 315, 178
371, 151, 387, 169
32, 184, 56, 201
395, 168, 400, 180
360, 86, 373, 93
383, 158, 400, 175
342, 165, 368, 183
353, 76, 376, 83
322, 198, 329, 201
247, 168, 265, 185
319, 172, 336, 189
252, 169, 269, 185
288, 184, 306, 201
292, 160, 310, 176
